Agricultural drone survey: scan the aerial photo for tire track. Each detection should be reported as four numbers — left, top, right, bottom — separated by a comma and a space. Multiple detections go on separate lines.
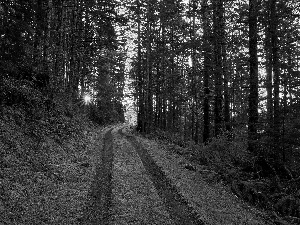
81, 128, 114, 225
119, 128, 205, 225
111, 127, 175, 224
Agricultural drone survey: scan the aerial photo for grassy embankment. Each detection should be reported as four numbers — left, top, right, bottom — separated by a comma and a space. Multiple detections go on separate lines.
0, 99, 103, 224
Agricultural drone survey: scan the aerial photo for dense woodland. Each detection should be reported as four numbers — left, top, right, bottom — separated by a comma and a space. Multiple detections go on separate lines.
132, 0, 300, 157
131, 0, 300, 176
1, 0, 300, 223
1, 0, 126, 124
129, 0, 300, 221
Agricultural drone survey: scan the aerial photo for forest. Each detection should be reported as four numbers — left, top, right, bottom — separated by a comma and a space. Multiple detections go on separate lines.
1, 0, 300, 224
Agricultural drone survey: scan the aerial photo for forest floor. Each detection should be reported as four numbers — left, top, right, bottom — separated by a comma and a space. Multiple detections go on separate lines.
0, 115, 294, 225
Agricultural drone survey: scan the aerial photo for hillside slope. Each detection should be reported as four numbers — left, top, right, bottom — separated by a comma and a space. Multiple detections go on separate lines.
0, 106, 103, 224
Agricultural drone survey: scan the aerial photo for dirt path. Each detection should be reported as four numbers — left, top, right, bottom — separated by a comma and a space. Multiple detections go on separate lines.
81, 124, 270, 225
120, 129, 204, 225
109, 127, 175, 225
81, 128, 114, 225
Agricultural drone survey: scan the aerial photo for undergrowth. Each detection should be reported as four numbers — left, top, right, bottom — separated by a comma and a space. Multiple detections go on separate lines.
148, 128, 300, 225
193, 130, 251, 171
0, 100, 100, 224
148, 128, 251, 171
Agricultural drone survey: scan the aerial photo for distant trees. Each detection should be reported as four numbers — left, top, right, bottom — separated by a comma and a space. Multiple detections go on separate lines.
128, 0, 300, 162
262, 0, 300, 162
4, 0, 299, 161
0, 0, 126, 123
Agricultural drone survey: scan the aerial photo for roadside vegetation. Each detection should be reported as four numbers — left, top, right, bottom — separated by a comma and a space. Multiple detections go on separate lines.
144, 128, 300, 225
0, 94, 104, 224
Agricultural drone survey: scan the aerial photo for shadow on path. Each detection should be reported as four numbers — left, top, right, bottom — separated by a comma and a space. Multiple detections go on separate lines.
80, 128, 114, 225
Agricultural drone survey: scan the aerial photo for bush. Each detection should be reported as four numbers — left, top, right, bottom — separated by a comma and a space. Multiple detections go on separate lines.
193, 129, 252, 173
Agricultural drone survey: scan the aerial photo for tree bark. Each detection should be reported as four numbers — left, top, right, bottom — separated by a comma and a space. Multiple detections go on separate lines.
248, 0, 259, 152
213, 0, 224, 137
221, 2, 230, 132
270, 0, 282, 160
191, 0, 199, 143
136, 0, 145, 132
201, 0, 211, 144
146, 0, 153, 133
264, 0, 273, 134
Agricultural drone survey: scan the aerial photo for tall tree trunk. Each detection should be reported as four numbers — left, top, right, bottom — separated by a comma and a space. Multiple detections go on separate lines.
136, 0, 145, 132
270, 0, 281, 160
220, 1, 230, 131
191, 0, 199, 143
146, 0, 152, 133
159, 1, 167, 130
264, 0, 273, 134
201, 0, 210, 144
248, 0, 259, 152
213, 0, 224, 137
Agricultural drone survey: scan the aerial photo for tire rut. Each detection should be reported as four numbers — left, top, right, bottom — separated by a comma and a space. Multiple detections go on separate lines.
119, 128, 205, 225
81, 128, 114, 225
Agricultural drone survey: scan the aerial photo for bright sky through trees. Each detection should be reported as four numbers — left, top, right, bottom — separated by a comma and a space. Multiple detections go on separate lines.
84, 95, 92, 104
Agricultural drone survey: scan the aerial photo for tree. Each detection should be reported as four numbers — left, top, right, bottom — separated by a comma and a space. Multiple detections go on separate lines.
221, 2, 230, 132
127, 0, 300, 161
136, 0, 145, 132
0, 0, 126, 123
201, 0, 211, 144
145, 0, 153, 133
264, 0, 274, 135
270, 0, 281, 158
213, 0, 224, 137
248, 0, 259, 152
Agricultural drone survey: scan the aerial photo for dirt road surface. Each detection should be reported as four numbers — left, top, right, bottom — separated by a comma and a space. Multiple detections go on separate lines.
81, 124, 270, 225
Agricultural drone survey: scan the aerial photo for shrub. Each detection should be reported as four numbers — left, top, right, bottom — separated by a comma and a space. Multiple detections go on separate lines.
193, 129, 252, 173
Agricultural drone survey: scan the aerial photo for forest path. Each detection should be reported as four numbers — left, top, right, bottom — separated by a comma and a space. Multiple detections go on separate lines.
81, 124, 270, 225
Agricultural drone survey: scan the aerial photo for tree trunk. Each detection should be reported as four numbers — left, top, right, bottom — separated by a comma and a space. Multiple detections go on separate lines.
248, 0, 259, 152
146, 0, 152, 133
221, 3, 230, 132
136, 0, 145, 132
201, 0, 210, 144
191, 0, 199, 143
264, 0, 273, 134
270, 0, 281, 160
213, 0, 224, 137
